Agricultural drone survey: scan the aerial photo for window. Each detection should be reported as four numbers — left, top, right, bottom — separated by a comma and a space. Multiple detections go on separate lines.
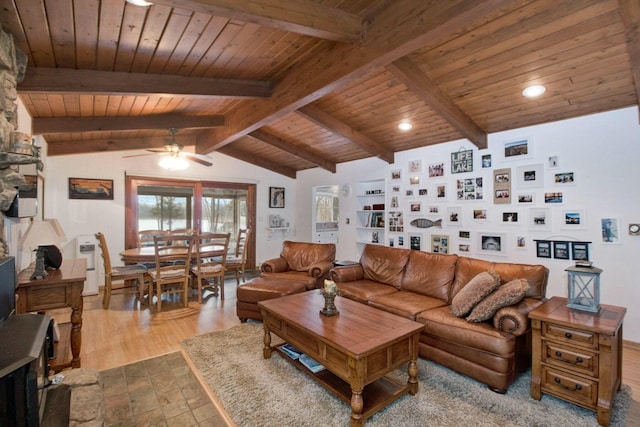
125, 175, 256, 267
315, 195, 339, 222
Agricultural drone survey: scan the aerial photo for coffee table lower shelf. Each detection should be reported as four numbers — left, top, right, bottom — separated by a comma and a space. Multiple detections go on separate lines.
274, 347, 411, 421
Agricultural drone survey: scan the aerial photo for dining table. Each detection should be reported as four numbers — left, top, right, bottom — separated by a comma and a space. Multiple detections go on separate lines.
120, 244, 226, 264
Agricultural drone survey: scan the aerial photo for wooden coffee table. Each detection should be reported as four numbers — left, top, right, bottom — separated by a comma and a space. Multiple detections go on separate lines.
258, 291, 424, 426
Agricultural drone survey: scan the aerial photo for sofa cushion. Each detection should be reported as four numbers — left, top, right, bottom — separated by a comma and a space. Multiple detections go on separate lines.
368, 291, 447, 320
450, 256, 548, 301
400, 250, 457, 302
450, 271, 500, 317
335, 279, 398, 304
491, 263, 547, 299
280, 241, 336, 272
417, 305, 516, 356
360, 244, 410, 289
466, 279, 530, 322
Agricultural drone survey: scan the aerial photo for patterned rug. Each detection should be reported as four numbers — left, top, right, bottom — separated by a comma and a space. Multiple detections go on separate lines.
181, 323, 631, 426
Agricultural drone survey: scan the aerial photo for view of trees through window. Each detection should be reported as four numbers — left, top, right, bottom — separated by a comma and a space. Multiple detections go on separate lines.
137, 186, 247, 236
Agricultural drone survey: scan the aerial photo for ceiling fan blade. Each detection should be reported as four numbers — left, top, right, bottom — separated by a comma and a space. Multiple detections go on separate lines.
122, 152, 156, 159
180, 152, 213, 166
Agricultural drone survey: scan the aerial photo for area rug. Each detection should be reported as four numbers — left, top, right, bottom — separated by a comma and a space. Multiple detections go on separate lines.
181, 323, 631, 426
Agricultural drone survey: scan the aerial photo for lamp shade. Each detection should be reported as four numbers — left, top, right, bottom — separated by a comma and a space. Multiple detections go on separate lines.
20, 219, 66, 248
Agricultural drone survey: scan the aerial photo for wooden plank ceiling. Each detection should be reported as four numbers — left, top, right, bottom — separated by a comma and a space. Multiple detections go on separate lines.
1, 0, 639, 178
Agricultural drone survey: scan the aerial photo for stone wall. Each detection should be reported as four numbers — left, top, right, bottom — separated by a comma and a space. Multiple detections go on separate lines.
0, 22, 34, 258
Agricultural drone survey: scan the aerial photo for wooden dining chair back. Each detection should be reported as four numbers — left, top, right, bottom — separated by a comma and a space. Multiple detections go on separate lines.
137, 229, 168, 247
95, 232, 148, 309
226, 228, 251, 285
190, 232, 230, 303
168, 229, 198, 246
147, 233, 194, 311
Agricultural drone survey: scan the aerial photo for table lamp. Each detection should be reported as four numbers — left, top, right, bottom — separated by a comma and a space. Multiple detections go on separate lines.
20, 219, 67, 279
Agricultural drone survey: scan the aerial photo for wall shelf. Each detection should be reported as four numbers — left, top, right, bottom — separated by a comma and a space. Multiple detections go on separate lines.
356, 179, 386, 250
266, 227, 290, 238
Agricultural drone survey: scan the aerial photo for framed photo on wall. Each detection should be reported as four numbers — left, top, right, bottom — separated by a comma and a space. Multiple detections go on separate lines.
269, 186, 285, 208
478, 233, 506, 256
503, 137, 532, 160
571, 242, 590, 261
553, 241, 570, 259
536, 240, 551, 258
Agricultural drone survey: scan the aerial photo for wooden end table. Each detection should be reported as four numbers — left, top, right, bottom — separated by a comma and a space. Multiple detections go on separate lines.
529, 296, 626, 426
259, 291, 423, 426
17, 258, 86, 372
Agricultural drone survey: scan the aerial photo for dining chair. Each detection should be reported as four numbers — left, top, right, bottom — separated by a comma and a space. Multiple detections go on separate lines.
190, 232, 230, 303
147, 233, 194, 311
226, 228, 251, 285
137, 229, 168, 248
168, 229, 198, 246
95, 232, 148, 309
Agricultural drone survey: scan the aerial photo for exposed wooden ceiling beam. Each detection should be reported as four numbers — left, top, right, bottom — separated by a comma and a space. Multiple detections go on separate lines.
618, 0, 640, 120
33, 115, 225, 134
46, 134, 197, 156
387, 57, 487, 149
19, 67, 272, 98
296, 105, 394, 164
155, 0, 363, 43
248, 129, 336, 173
218, 145, 297, 179
195, 0, 519, 154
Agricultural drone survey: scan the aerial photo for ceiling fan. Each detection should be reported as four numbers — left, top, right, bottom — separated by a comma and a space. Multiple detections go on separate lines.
124, 128, 213, 168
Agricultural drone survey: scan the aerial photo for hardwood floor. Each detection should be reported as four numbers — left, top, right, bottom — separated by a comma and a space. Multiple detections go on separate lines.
51, 277, 639, 426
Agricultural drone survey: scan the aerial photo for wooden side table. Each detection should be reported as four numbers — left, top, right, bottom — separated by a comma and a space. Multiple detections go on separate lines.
529, 296, 626, 426
17, 258, 87, 372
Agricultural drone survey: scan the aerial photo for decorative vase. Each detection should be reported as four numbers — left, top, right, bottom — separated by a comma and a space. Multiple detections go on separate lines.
320, 291, 339, 317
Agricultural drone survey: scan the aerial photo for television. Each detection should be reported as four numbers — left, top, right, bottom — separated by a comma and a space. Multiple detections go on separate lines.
0, 257, 17, 323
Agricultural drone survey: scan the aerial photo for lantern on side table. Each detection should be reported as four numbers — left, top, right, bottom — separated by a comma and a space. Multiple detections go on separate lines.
565, 265, 602, 313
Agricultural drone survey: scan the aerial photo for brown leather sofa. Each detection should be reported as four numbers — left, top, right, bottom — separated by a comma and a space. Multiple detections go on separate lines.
236, 241, 336, 322
330, 244, 548, 393
260, 240, 336, 290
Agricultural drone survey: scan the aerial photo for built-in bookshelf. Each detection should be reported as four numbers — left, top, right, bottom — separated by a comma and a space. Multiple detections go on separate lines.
355, 178, 386, 249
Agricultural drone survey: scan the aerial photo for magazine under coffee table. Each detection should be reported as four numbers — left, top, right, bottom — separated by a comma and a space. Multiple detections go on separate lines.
258, 290, 423, 426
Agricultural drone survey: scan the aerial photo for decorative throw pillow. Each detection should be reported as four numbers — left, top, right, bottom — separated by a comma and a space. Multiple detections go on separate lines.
450, 271, 500, 317
466, 278, 530, 322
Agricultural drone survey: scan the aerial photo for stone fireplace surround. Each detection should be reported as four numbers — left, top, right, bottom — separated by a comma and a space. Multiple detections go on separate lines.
0, 23, 42, 258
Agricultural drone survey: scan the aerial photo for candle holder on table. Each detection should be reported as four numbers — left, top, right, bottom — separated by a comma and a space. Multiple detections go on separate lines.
320, 279, 339, 317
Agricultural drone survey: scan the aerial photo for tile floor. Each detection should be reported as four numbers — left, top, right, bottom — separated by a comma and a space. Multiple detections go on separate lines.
102, 351, 226, 426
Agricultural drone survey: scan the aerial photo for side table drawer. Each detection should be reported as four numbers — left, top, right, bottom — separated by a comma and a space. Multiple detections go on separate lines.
541, 366, 597, 408
24, 285, 70, 311
542, 341, 598, 377
543, 323, 596, 349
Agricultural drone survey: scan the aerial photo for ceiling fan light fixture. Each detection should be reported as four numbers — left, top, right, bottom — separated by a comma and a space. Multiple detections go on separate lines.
522, 84, 546, 98
158, 155, 189, 171
126, 0, 153, 6
398, 121, 413, 131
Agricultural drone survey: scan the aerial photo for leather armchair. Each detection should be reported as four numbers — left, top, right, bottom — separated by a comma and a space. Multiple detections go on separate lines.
261, 241, 336, 289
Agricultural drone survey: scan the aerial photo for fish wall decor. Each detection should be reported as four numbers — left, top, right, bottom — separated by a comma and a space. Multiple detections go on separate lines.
410, 218, 442, 228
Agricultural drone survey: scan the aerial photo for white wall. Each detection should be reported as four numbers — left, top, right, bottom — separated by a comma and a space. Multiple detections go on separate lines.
297, 107, 640, 343
39, 149, 297, 276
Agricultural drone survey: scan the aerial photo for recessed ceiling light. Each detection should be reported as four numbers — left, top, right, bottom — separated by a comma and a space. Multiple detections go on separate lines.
398, 122, 413, 131
522, 85, 546, 98
126, 0, 153, 6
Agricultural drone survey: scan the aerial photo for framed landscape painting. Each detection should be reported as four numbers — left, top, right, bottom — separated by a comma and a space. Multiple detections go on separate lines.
68, 178, 113, 200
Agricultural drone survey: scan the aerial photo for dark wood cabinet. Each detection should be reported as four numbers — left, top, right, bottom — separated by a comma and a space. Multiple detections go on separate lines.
17, 259, 86, 372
